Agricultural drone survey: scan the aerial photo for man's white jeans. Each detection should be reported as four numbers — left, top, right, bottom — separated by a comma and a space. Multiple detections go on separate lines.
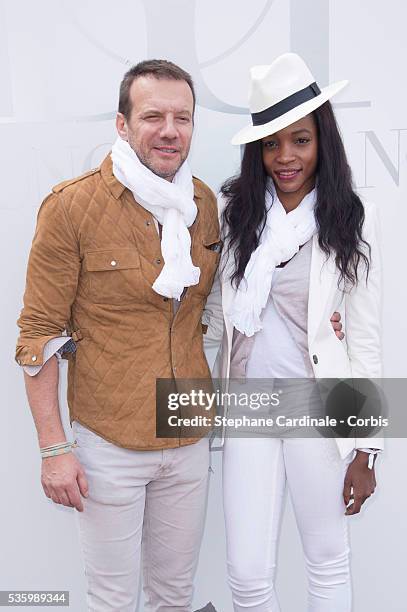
223, 437, 354, 611
72, 421, 210, 612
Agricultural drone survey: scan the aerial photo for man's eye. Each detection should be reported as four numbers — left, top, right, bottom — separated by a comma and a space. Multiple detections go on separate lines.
177, 117, 190, 123
144, 115, 160, 121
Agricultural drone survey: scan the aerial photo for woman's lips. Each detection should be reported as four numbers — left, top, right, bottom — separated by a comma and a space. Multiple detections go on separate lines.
275, 169, 301, 181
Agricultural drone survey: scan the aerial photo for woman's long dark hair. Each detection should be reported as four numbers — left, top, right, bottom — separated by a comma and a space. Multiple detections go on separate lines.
221, 101, 370, 288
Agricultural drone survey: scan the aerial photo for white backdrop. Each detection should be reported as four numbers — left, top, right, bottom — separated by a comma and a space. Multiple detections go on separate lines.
1, 1, 406, 610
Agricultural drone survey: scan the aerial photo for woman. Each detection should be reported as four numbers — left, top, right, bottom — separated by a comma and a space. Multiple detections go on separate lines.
203, 53, 383, 611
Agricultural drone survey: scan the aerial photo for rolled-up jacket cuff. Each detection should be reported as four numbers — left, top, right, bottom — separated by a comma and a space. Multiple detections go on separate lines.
16, 336, 73, 376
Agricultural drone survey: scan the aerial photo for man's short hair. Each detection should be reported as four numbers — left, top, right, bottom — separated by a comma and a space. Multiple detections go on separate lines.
118, 59, 196, 120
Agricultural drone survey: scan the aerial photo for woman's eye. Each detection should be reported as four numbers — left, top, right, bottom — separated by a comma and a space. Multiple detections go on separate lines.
296, 138, 311, 145
264, 141, 277, 148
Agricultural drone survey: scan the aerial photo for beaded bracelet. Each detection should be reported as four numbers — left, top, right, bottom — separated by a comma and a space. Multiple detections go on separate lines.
40, 440, 77, 459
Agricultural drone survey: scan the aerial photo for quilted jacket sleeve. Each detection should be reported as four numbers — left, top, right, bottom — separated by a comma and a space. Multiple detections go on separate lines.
15, 191, 81, 367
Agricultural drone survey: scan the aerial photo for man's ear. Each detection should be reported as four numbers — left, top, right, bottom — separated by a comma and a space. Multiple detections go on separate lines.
116, 113, 128, 140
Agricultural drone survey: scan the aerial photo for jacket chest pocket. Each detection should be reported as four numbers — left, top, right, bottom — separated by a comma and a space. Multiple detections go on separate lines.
194, 238, 222, 298
84, 247, 142, 305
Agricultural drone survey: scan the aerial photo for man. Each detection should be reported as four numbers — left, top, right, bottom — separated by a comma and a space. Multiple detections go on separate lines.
16, 60, 220, 612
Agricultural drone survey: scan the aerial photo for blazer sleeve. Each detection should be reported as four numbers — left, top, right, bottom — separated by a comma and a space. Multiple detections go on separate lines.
15, 191, 81, 368
345, 202, 382, 378
202, 269, 224, 349
202, 193, 229, 349
344, 202, 384, 450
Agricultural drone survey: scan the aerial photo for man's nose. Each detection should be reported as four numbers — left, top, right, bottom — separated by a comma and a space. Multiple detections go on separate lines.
159, 117, 178, 140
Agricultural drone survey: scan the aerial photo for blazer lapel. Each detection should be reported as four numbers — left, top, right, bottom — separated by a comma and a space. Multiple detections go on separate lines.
308, 234, 338, 345
221, 235, 338, 362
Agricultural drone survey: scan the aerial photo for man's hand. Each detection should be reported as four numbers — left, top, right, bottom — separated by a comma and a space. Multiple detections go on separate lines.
330, 311, 344, 340
343, 451, 377, 515
41, 452, 89, 512
23, 357, 88, 512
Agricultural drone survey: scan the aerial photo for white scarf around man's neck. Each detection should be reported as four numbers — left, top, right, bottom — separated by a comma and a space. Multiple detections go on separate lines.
111, 137, 200, 300
227, 180, 318, 337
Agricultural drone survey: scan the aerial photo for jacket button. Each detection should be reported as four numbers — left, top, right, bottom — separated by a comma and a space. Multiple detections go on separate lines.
156, 258, 161, 264
31, 355, 37, 362
312, 354, 318, 364
110, 260, 117, 267
146, 220, 151, 226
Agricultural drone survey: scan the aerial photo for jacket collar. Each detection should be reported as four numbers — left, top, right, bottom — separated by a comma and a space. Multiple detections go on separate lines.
100, 153, 203, 201
100, 154, 126, 199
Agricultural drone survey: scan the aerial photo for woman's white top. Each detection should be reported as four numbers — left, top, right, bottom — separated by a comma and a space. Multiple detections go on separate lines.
230, 238, 313, 379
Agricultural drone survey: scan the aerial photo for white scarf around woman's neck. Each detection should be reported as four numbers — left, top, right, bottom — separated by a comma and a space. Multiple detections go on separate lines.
111, 137, 200, 300
227, 180, 318, 337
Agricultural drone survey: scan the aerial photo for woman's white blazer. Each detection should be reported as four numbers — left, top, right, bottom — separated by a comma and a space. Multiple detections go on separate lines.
202, 198, 384, 459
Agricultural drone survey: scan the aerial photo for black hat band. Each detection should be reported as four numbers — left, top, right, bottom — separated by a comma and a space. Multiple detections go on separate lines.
251, 82, 321, 127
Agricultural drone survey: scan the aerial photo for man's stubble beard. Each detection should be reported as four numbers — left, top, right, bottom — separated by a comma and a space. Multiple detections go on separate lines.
127, 135, 186, 181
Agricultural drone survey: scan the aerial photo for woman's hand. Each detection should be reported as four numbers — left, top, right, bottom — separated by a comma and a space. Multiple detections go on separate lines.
330, 311, 344, 340
343, 450, 377, 515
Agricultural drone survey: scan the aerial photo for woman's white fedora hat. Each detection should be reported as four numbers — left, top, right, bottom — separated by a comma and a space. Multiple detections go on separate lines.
232, 53, 348, 146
